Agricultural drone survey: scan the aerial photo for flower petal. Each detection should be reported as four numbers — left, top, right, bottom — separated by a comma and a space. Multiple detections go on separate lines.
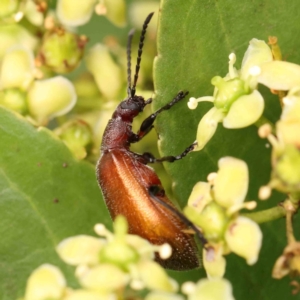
225, 216, 262, 265
258, 61, 300, 90
24, 264, 66, 300
79, 264, 129, 292
103, 0, 126, 27
57, 0, 97, 26
145, 291, 184, 300
138, 260, 177, 292
0, 46, 34, 90
85, 44, 123, 99
214, 157, 248, 208
187, 182, 212, 213
223, 90, 264, 128
56, 235, 105, 266
188, 278, 235, 300
194, 107, 225, 151
64, 289, 114, 300
241, 38, 273, 80
203, 247, 226, 279
27, 76, 76, 124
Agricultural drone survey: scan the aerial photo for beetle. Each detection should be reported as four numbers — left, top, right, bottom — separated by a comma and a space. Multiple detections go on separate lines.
96, 12, 206, 270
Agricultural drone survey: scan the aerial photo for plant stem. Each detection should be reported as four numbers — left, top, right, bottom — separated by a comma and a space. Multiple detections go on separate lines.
286, 210, 296, 244
242, 205, 286, 224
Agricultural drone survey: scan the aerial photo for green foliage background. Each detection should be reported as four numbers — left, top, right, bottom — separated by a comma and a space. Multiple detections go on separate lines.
0, 0, 300, 299
154, 0, 300, 299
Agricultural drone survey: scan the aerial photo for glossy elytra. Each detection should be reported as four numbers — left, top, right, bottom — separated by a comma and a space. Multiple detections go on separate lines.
96, 12, 206, 270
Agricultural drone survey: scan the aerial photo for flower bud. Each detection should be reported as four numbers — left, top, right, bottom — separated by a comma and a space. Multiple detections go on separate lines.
39, 29, 86, 73
56, 235, 105, 266
27, 76, 76, 124
273, 145, 300, 193
212, 76, 248, 112
55, 120, 93, 159
186, 202, 228, 241
85, 44, 123, 99
0, 24, 38, 60
225, 216, 262, 265
0, 88, 27, 114
24, 264, 66, 300
0, 46, 34, 90
99, 239, 139, 271
57, 0, 96, 26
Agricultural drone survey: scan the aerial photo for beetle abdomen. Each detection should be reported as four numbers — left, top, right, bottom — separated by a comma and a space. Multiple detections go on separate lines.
97, 149, 200, 270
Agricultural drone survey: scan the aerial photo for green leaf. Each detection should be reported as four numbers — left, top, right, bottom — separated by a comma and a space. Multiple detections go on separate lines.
154, 0, 300, 298
0, 107, 110, 299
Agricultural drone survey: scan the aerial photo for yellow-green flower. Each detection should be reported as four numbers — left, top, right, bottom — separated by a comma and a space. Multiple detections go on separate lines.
183, 278, 235, 300
188, 39, 271, 151
185, 157, 262, 278
24, 264, 66, 300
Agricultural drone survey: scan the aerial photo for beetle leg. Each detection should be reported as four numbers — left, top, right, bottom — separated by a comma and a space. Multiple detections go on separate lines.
148, 185, 208, 247
133, 91, 188, 142
138, 141, 197, 164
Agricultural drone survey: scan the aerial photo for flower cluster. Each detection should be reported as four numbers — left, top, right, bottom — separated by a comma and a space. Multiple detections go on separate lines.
184, 157, 262, 278
188, 39, 272, 151
258, 86, 300, 199
20, 216, 181, 300
0, 0, 158, 160
20, 215, 237, 300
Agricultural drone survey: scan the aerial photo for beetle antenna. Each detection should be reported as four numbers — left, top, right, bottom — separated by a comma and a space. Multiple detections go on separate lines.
149, 187, 208, 248
131, 12, 154, 97
127, 29, 135, 97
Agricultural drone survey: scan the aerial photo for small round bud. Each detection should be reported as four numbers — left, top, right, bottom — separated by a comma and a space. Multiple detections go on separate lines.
182, 281, 196, 295
207, 172, 217, 184
55, 120, 93, 160
130, 279, 145, 290
258, 185, 271, 200
187, 97, 198, 109
258, 123, 272, 138
39, 30, 86, 73
94, 223, 108, 236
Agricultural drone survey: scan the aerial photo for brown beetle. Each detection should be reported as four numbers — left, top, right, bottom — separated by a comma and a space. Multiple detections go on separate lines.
96, 12, 206, 270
